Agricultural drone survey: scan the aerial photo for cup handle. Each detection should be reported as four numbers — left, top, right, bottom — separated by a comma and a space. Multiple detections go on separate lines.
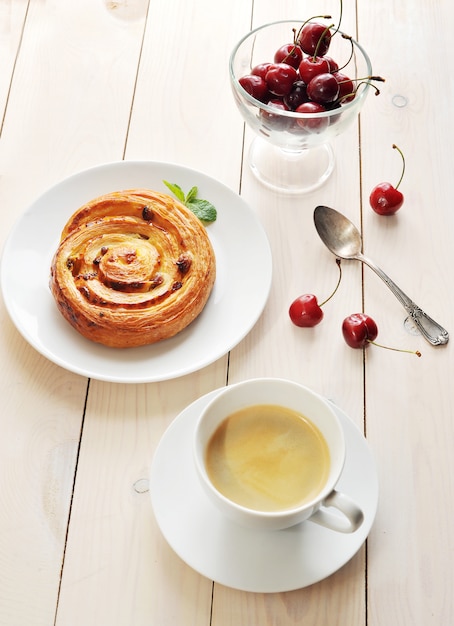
309, 490, 364, 533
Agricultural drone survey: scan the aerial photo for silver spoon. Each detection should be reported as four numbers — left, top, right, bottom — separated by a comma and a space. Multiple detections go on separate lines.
313, 205, 449, 346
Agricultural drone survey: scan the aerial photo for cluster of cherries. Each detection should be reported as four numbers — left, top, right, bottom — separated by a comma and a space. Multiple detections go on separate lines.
239, 18, 382, 133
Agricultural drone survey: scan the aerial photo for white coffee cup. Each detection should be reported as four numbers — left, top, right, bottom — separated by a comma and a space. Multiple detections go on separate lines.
193, 378, 364, 532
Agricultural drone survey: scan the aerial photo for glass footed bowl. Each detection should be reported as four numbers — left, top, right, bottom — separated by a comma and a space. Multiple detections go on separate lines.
229, 20, 373, 194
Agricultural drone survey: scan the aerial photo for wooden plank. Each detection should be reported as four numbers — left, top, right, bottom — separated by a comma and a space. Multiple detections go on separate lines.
56, 378, 220, 625
0, 0, 150, 624
0, 0, 28, 118
359, 1, 454, 625
125, 0, 251, 190
0, 347, 87, 626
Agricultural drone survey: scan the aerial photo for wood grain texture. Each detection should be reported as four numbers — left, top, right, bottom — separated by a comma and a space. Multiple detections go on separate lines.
0, 1, 28, 118
359, 2, 454, 625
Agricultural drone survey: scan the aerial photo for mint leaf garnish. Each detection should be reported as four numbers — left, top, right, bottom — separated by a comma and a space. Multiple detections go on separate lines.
162, 180, 185, 202
186, 198, 217, 222
185, 186, 198, 204
163, 180, 217, 223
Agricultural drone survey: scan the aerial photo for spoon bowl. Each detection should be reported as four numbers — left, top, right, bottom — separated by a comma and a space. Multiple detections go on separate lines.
313, 205, 364, 260
313, 205, 449, 346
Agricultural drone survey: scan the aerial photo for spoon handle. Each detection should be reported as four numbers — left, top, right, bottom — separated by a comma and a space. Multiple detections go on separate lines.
360, 254, 449, 346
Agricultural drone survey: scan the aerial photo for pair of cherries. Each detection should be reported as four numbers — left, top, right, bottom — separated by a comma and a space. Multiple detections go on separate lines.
289, 259, 421, 356
288, 260, 371, 348
289, 295, 375, 348
289, 292, 379, 349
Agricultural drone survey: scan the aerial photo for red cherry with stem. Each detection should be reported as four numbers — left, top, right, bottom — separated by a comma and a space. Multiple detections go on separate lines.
370, 182, 403, 215
274, 43, 303, 69
298, 22, 333, 56
369, 144, 405, 215
265, 63, 298, 97
342, 313, 378, 348
298, 55, 331, 84
342, 313, 421, 356
306, 72, 340, 104
289, 259, 342, 328
289, 294, 324, 327
296, 1, 344, 55
294, 14, 331, 52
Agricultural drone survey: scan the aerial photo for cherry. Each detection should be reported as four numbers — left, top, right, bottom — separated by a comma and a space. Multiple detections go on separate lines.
370, 183, 403, 216
260, 99, 291, 131
284, 80, 308, 110
295, 101, 329, 133
274, 43, 303, 69
251, 62, 273, 80
306, 72, 340, 104
265, 63, 298, 97
323, 55, 339, 72
342, 313, 421, 356
342, 313, 378, 348
332, 72, 355, 102
369, 144, 405, 215
238, 75, 269, 102
289, 259, 342, 328
297, 1, 344, 57
298, 56, 331, 84
289, 294, 324, 327
298, 22, 332, 56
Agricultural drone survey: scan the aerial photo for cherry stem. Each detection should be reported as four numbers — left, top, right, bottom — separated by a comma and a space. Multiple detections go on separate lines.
336, 79, 382, 105
336, 35, 354, 72
313, 23, 335, 59
331, 0, 343, 37
282, 43, 301, 66
348, 75, 386, 84
319, 258, 342, 307
337, 91, 357, 104
367, 339, 422, 357
392, 144, 406, 190
338, 78, 384, 103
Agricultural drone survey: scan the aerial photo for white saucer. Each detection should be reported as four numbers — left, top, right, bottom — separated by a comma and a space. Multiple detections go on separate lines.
149, 389, 379, 593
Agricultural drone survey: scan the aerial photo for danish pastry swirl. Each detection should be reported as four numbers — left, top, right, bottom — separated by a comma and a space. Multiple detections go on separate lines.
50, 189, 216, 347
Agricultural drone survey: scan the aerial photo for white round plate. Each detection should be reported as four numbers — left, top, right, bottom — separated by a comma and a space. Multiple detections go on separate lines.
0, 161, 272, 383
150, 389, 379, 593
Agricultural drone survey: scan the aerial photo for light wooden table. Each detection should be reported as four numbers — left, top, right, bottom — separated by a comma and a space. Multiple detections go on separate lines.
1, 1, 453, 624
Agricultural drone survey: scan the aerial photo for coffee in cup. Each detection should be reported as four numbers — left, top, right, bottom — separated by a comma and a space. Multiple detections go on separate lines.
194, 378, 364, 532
205, 403, 330, 512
